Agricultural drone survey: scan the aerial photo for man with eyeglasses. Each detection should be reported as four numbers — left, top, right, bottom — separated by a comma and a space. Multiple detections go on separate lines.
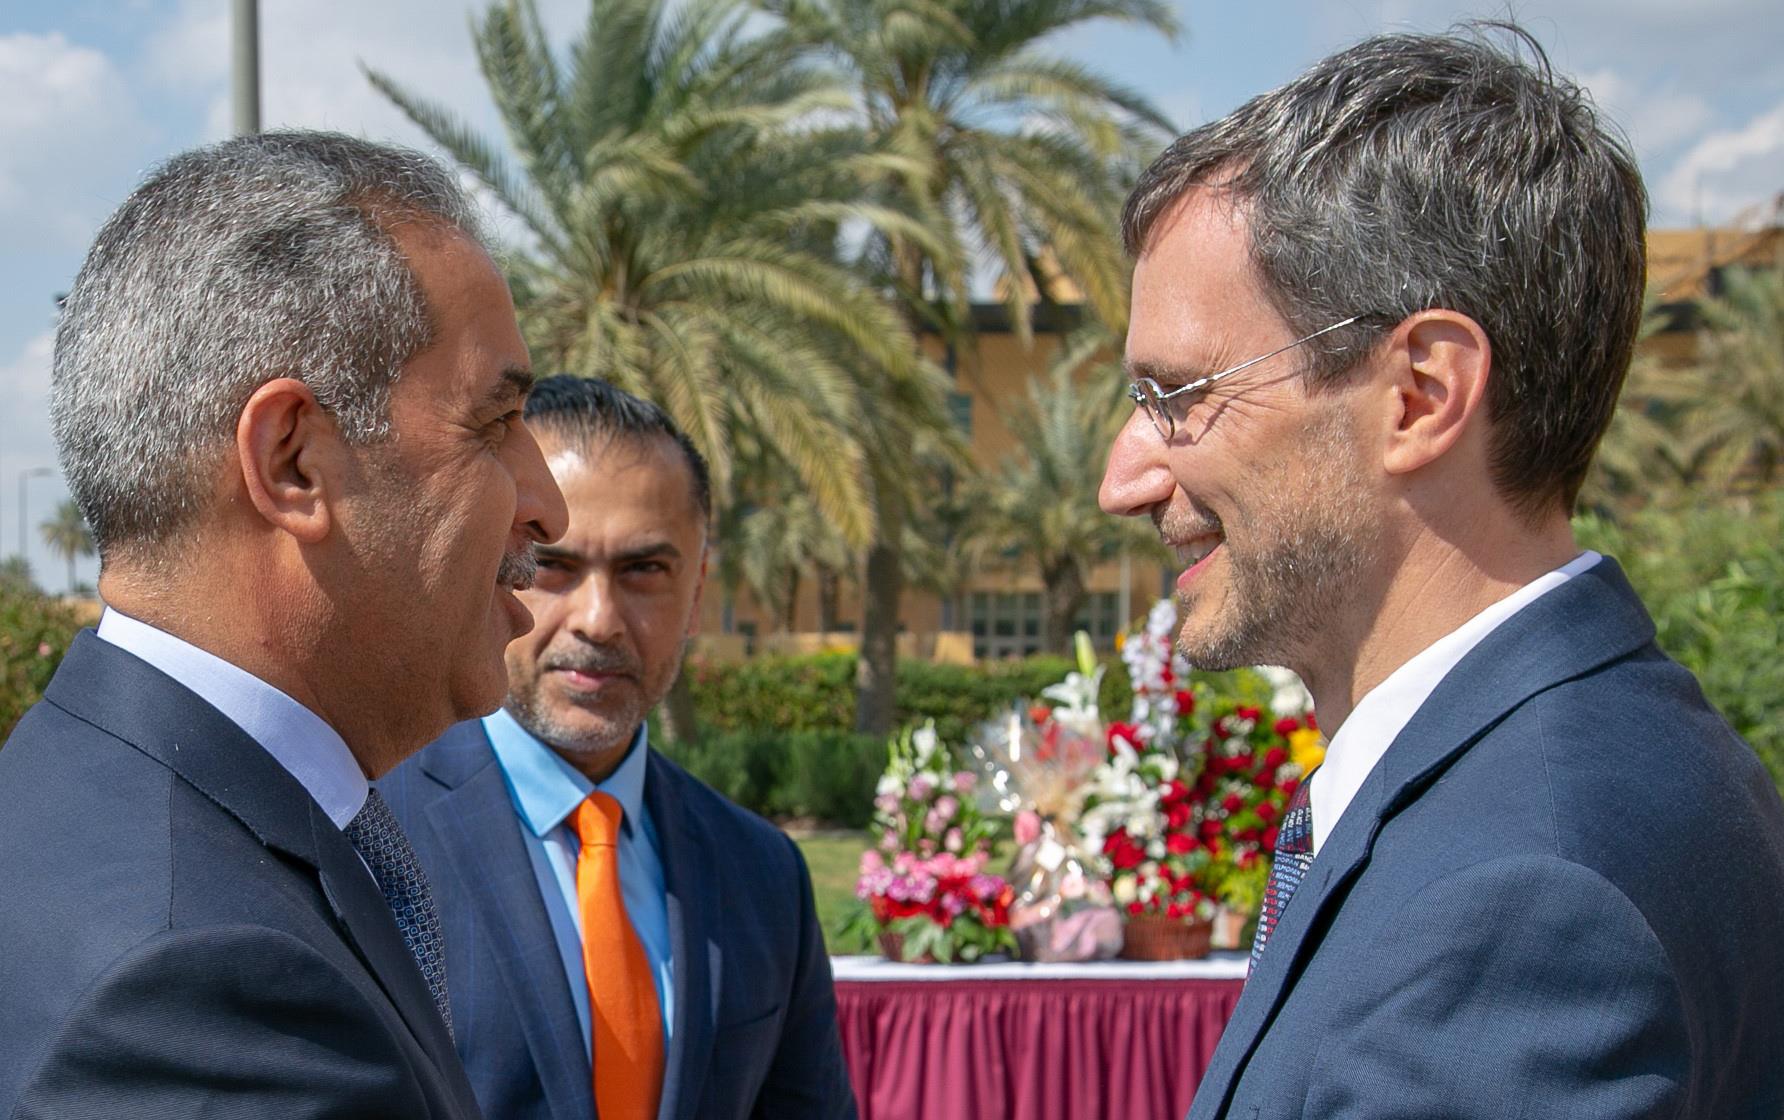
1100, 24, 1784, 1119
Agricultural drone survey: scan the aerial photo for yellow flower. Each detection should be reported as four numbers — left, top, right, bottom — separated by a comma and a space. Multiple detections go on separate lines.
1288, 728, 1326, 773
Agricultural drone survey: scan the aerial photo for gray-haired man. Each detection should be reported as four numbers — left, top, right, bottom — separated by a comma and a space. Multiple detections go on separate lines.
0, 132, 566, 1117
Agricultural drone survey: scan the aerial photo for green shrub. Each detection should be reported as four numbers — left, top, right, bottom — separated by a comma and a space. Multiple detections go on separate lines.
1, 588, 83, 741
657, 727, 885, 827
1576, 492, 1784, 789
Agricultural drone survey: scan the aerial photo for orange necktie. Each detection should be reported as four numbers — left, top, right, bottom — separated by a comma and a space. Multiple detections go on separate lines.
568, 792, 664, 1120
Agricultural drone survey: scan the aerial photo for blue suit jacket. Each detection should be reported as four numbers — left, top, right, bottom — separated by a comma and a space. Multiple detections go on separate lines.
1191, 559, 1784, 1118
0, 633, 482, 1119
378, 720, 856, 1120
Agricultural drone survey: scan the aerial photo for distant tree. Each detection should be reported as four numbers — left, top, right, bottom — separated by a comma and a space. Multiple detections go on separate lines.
1692, 259, 1784, 488
763, 0, 1180, 732
1583, 304, 1701, 515
0, 556, 36, 597
966, 331, 1161, 653
39, 501, 93, 595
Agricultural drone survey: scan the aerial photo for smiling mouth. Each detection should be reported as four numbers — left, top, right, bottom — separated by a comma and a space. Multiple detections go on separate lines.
1171, 534, 1223, 568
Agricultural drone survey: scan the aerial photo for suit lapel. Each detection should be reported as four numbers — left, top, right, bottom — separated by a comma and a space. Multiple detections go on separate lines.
1190, 559, 1660, 1117
43, 633, 466, 1085
418, 725, 594, 1120
646, 752, 720, 1120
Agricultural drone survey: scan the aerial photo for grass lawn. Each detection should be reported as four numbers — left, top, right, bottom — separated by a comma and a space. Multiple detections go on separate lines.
791, 829, 875, 954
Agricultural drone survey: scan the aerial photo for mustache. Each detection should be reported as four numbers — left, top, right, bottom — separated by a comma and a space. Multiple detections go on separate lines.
543, 644, 641, 678
1155, 505, 1222, 543
497, 543, 538, 590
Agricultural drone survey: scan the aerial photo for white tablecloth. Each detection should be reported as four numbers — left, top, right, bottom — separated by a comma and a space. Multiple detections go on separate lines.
829, 949, 1250, 982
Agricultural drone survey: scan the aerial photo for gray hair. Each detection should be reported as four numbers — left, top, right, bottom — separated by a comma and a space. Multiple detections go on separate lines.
52, 130, 486, 557
1122, 23, 1647, 514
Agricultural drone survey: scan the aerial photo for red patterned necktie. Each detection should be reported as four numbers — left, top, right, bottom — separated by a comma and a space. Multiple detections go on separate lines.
1249, 771, 1315, 973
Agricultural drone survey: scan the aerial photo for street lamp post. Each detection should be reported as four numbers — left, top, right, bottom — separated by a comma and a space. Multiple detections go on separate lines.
18, 467, 54, 561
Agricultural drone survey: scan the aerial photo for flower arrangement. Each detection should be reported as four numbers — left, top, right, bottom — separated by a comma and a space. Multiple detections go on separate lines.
1079, 600, 1325, 934
849, 722, 1016, 962
966, 635, 1122, 961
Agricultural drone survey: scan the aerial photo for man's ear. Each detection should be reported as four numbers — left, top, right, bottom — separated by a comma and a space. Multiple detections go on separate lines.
1378, 310, 1493, 477
234, 378, 339, 544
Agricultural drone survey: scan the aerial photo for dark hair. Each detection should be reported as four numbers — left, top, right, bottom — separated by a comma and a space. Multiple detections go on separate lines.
524, 375, 712, 523
1121, 23, 1647, 515
53, 130, 485, 556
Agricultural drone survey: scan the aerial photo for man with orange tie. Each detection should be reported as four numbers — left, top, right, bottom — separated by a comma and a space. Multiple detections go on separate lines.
379, 375, 856, 1120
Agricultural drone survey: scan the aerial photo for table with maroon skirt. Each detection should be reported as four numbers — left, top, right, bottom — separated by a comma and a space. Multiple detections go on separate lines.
830, 952, 1248, 1120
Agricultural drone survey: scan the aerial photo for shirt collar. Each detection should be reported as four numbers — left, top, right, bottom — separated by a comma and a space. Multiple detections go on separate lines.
94, 607, 369, 829
483, 707, 650, 839
1310, 550, 1603, 852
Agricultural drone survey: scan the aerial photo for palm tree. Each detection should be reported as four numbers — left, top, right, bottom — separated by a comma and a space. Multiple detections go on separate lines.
1583, 303, 1702, 515
1691, 259, 1784, 489
39, 501, 93, 594
965, 331, 1161, 653
761, 0, 1181, 732
368, 0, 948, 551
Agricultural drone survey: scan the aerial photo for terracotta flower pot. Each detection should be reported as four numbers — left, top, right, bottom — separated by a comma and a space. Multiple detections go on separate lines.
1211, 905, 1251, 951
1119, 913, 1214, 961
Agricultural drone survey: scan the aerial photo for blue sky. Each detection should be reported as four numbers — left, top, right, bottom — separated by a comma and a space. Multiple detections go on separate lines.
3, 0, 1781, 590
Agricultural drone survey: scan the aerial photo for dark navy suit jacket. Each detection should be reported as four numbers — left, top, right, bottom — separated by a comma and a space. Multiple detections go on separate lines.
1191, 559, 1784, 1118
0, 633, 482, 1119
378, 720, 855, 1120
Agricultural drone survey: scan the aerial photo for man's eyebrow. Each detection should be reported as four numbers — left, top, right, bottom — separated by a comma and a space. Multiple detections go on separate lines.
534, 541, 684, 565
478, 367, 535, 412
1124, 357, 1200, 387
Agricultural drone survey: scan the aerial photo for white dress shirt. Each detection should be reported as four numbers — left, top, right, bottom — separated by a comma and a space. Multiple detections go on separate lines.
96, 608, 369, 828
1309, 551, 1603, 854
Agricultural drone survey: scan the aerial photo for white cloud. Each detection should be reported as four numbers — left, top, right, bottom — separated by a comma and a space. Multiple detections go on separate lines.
0, 32, 153, 251
1576, 68, 1713, 157
1659, 100, 1784, 226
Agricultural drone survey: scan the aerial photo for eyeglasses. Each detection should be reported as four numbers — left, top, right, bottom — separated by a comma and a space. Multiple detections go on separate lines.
1126, 313, 1370, 441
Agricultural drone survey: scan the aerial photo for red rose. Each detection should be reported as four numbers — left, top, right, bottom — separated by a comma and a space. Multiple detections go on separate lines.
1166, 802, 1192, 830
1106, 722, 1140, 754
1263, 746, 1289, 770
1167, 901, 1187, 919
1262, 826, 1281, 851
1162, 778, 1189, 803
1211, 717, 1229, 740
1222, 792, 1244, 813
1256, 802, 1277, 822
1175, 690, 1195, 716
1273, 716, 1300, 736
1236, 705, 1263, 721
1166, 832, 1195, 855
1028, 704, 1052, 724
1306, 712, 1319, 732
1199, 819, 1223, 841
1127, 900, 1144, 916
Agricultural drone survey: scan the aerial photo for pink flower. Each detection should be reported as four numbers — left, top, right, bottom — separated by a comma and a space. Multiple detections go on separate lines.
907, 775, 936, 800
951, 771, 978, 794
934, 795, 959, 821
945, 828, 964, 853
859, 850, 885, 874
1013, 809, 1043, 846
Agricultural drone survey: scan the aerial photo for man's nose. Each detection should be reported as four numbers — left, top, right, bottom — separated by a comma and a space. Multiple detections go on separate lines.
1100, 408, 1175, 517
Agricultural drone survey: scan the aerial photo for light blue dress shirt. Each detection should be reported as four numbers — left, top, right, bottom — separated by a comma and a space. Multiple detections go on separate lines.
482, 707, 675, 1048
95, 608, 368, 828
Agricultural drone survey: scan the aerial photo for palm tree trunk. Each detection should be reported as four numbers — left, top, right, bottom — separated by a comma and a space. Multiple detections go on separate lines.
656, 659, 699, 746
1041, 560, 1087, 656
817, 566, 841, 633
854, 489, 904, 735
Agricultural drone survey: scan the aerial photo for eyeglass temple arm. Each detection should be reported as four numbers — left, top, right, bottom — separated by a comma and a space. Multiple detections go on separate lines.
1160, 312, 1370, 400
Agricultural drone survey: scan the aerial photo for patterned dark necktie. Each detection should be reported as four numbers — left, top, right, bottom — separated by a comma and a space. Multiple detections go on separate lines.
1250, 770, 1315, 973
344, 788, 453, 1036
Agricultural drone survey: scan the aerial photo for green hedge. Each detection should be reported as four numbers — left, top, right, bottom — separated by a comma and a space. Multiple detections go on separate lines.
686, 651, 1139, 748
656, 728, 886, 827
1, 588, 84, 741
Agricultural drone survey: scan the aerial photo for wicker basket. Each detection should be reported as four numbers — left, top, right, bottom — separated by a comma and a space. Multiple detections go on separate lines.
877, 931, 935, 964
1119, 913, 1214, 961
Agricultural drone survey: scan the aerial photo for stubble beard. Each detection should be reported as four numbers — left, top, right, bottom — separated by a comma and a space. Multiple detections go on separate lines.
504, 635, 692, 763
1174, 411, 1379, 673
